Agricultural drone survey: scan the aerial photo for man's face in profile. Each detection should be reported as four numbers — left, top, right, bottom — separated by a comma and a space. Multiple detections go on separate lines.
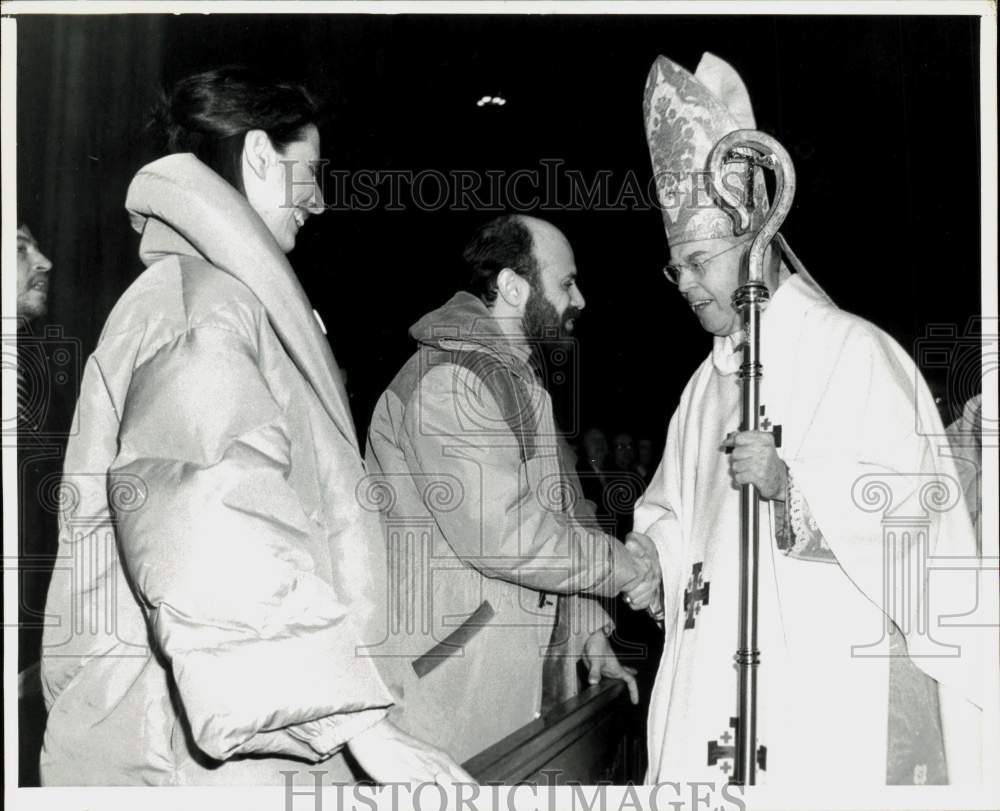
521, 222, 585, 340
17, 225, 53, 321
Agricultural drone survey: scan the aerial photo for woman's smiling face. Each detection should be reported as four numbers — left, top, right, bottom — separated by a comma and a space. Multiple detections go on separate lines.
242, 123, 324, 254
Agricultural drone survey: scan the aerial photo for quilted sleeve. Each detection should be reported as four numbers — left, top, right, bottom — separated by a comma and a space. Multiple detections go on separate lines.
109, 324, 391, 762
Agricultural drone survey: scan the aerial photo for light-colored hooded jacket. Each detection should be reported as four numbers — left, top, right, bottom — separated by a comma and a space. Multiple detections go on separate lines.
40, 154, 392, 785
365, 292, 629, 763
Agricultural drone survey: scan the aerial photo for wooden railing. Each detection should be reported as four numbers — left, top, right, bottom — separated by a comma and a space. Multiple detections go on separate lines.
462, 679, 644, 785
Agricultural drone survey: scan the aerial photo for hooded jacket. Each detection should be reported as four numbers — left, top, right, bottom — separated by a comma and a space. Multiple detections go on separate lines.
40, 154, 392, 785
365, 292, 629, 763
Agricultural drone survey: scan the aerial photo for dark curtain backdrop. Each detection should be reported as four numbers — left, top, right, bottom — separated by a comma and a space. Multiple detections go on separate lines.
17, 15, 165, 359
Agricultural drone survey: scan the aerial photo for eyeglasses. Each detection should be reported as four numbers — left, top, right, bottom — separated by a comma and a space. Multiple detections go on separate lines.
662, 239, 750, 286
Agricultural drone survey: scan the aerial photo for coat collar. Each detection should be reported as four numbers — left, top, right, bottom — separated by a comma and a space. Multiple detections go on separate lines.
409, 291, 536, 371
125, 153, 358, 449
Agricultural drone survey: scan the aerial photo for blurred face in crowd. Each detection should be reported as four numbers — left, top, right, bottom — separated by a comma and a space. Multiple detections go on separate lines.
613, 433, 634, 469
17, 225, 53, 321
583, 428, 608, 467
667, 233, 780, 337
242, 124, 324, 254
521, 218, 586, 340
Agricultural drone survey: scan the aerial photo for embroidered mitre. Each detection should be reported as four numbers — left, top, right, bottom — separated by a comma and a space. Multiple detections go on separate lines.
643, 52, 769, 247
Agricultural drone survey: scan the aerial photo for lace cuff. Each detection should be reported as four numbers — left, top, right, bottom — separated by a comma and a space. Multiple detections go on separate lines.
779, 467, 837, 563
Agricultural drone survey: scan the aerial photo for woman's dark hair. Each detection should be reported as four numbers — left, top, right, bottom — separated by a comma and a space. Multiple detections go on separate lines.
464, 215, 539, 306
150, 65, 320, 193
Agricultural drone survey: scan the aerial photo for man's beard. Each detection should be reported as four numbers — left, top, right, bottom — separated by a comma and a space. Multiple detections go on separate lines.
521, 286, 581, 340
521, 284, 581, 400
17, 276, 49, 321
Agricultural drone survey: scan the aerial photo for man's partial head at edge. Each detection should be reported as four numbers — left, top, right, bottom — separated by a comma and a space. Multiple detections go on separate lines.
17, 224, 53, 322
464, 214, 586, 341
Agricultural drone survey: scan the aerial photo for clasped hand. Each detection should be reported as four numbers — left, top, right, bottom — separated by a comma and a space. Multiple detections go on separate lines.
622, 531, 661, 613
728, 430, 786, 500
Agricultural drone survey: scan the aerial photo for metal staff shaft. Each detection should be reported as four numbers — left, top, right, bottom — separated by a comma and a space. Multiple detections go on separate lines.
707, 130, 796, 786
734, 278, 765, 785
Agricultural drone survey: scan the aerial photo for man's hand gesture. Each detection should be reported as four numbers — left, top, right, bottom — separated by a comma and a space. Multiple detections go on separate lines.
582, 629, 639, 705
622, 531, 661, 613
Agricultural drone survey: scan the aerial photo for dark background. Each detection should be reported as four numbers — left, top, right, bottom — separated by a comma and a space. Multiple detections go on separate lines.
17, 13, 983, 444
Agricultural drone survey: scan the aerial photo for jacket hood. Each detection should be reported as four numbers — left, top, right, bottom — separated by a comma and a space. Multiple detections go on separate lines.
124, 153, 358, 449
409, 291, 531, 363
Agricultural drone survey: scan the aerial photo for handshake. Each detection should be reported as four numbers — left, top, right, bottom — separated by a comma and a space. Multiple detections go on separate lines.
620, 531, 664, 620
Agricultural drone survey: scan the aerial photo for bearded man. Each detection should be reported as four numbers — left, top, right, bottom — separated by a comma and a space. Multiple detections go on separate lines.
15, 224, 54, 427
365, 214, 657, 763
15, 224, 56, 665
14, 223, 56, 784
635, 53, 990, 786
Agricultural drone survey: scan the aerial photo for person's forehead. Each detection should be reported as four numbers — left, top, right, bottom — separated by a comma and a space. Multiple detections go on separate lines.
535, 237, 576, 280
17, 224, 36, 243
671, 237, 734, 260
525, 219, 573, 264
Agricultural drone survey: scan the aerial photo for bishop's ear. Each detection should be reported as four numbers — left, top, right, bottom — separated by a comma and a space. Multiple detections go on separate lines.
495, 267, 530, 310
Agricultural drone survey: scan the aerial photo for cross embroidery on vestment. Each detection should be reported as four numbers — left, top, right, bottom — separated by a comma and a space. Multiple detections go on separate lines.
683, 561, 710, 630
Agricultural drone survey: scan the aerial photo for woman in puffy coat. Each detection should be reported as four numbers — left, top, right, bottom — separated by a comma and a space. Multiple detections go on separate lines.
39, 66, 471, 786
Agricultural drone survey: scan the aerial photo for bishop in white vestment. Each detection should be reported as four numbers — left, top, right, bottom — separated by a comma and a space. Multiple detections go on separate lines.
635, 52, 991, 787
